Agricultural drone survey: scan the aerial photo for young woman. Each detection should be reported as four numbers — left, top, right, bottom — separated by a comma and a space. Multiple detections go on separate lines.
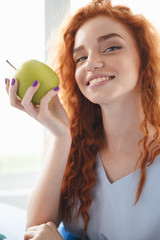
5, 0, 160, 239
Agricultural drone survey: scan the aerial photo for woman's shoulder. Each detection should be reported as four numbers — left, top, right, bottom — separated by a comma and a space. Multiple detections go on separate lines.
147, 153, 160, 171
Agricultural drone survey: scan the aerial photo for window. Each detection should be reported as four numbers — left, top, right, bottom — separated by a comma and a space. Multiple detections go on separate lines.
0, 0, 45, 208
0, 0, 45, 174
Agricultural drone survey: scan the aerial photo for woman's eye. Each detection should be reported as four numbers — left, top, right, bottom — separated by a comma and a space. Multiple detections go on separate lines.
104, 46, 121, 52
76, 56, 87, 63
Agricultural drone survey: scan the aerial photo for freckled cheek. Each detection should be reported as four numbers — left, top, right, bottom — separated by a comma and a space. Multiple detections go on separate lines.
75, 67, 86, 87
116, 57, 140, 79
122, 52, 141, 78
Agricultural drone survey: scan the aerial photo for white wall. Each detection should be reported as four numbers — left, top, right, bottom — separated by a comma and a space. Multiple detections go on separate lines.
0, 0, 70, 209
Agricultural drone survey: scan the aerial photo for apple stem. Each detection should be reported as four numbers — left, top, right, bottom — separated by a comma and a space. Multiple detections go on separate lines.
6, 60, 17, 71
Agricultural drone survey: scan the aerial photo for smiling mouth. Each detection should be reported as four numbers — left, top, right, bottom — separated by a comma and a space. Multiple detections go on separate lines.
87, 76, 115, 86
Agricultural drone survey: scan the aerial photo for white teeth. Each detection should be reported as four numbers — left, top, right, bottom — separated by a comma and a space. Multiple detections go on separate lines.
89, 76, 113, 85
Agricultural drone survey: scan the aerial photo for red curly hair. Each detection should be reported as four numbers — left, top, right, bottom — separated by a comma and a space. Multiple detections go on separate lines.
48, 0, 160, 237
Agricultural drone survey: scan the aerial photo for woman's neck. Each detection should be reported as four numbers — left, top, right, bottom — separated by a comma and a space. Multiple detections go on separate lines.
101, 94, 145, 154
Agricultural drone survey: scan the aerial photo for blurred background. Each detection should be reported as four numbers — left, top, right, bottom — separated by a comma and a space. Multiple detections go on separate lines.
0, 0, 159, 209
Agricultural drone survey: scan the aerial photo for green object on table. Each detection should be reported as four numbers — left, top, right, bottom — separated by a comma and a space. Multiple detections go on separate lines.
0, 233, 6, 240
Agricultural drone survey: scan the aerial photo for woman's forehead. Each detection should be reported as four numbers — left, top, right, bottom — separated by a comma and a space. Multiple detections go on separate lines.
74, 15, 134, 48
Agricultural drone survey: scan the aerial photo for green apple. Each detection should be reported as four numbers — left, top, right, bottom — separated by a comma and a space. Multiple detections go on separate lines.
13, 59, 59, 105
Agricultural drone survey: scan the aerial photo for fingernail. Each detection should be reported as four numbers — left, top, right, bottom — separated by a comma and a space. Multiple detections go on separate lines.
11, 78, 15, 86
53, 86, 59, 91
32, 80, 38, 87
5, 78, 7, 84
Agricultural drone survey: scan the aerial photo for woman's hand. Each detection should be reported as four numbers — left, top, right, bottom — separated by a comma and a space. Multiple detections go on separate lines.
24, 222, 63, 240
5, 78, 71, 138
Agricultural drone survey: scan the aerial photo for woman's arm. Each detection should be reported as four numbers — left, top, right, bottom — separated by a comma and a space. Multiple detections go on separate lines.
26, 134, 71, 228
6, 78, 71, 227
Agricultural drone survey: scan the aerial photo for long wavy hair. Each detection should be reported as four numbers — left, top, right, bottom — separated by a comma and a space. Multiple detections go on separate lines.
48, 0, 160, 237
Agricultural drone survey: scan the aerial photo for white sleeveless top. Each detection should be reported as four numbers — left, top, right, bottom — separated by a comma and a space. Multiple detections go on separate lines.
63, 153, 160, 240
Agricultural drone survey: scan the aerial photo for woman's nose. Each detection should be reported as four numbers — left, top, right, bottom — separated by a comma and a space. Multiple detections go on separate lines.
85, 56, 105, 72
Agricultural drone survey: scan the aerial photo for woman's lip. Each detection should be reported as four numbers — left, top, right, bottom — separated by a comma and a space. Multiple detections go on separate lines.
86, 74, 116, 85
87, 78, 113, 88
87, 75, 115, 86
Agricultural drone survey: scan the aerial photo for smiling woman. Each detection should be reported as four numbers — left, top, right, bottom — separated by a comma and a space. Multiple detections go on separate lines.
31, 0, 160, 239
3, 0, 160, 240
73, 15, 141, 105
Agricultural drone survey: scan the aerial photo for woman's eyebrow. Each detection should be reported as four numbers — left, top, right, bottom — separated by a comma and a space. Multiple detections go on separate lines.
73, 46, 84, 55
73, 33, 123, 55
97, 33, 123, 43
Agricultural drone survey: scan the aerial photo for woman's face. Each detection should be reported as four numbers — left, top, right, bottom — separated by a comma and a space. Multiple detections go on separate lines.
73, 15, 141, 105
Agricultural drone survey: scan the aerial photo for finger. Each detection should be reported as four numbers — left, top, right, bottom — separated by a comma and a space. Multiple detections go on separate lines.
46, 221, 57, 229
37, 88, 60, 124
40, 86, 59, 110
22, 80, 40, 103
46, 222, 63, 239
26, 223, 46, 231
46, 221, 55, 226
21, 80, 40, 117
24, 223, 49, 240
24, 230, 35, 240
26, 225, 40, 231
49, 94, 70, 127
9, 78, 24, 111
24, 224, 44, 240
49, 94, 62, 110
5, 78, 10, 94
